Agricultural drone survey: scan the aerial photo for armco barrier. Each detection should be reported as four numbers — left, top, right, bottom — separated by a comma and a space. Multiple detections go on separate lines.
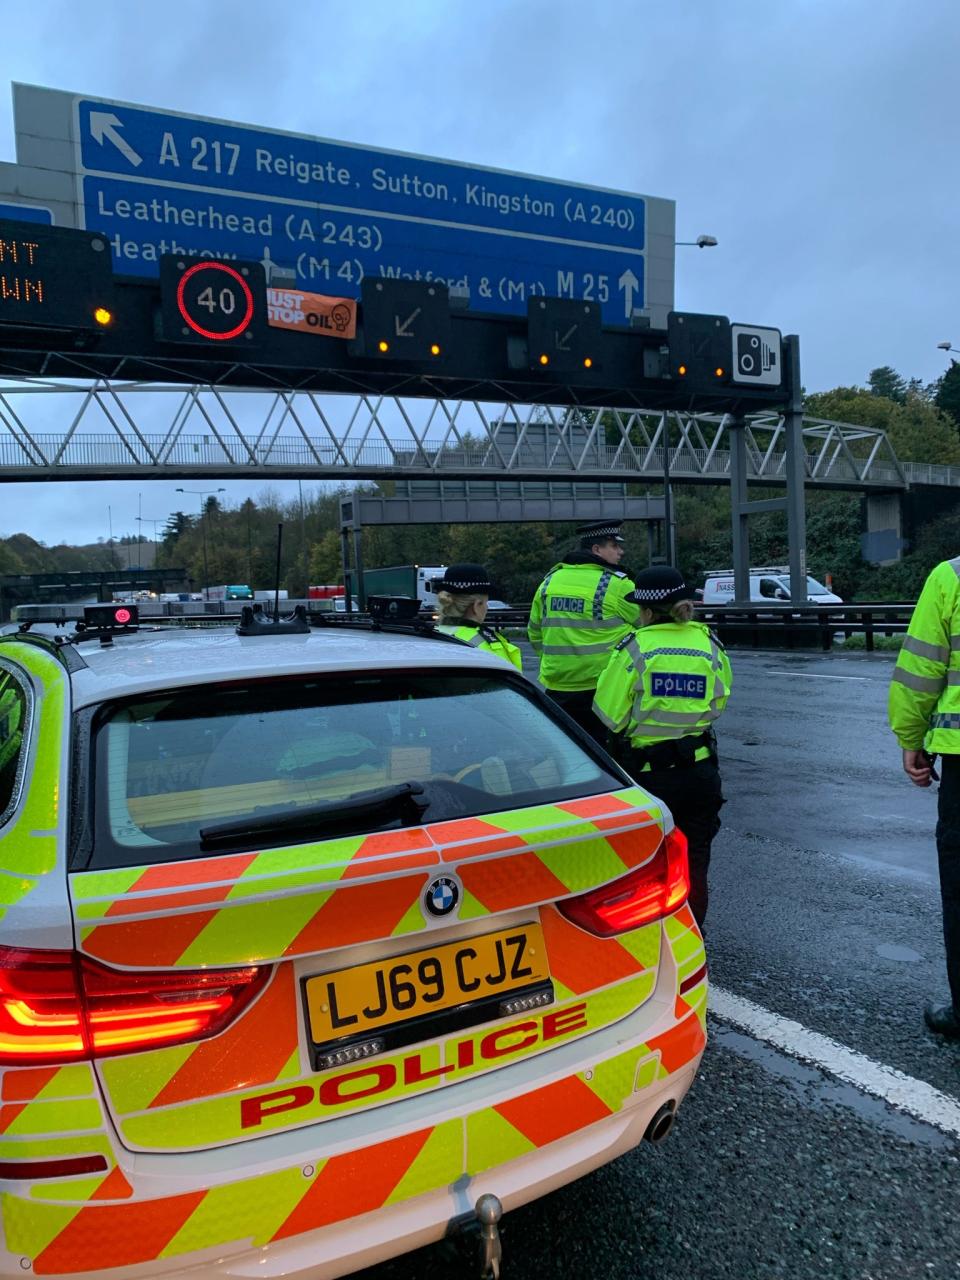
503, 603, 915, 652
695, 603, 913, 651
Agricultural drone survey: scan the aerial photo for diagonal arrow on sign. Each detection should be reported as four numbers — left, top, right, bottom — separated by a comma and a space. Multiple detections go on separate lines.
89, 112, 143, 168
554, 324, 578, 352
395, 308, 422, 337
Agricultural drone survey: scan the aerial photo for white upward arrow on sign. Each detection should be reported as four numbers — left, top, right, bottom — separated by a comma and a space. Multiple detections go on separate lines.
618, 268, 639, 319
89, 112, 143, 168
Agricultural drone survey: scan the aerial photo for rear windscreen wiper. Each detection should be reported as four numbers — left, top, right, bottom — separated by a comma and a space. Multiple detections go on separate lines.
199, 781, 428, 848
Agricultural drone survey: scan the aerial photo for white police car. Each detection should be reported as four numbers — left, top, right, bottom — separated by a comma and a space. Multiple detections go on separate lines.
0, 601, 706, 1279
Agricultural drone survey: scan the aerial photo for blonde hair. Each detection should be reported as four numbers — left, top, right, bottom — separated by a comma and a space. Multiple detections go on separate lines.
643, 599, 696, 625
436, 589, 487, 624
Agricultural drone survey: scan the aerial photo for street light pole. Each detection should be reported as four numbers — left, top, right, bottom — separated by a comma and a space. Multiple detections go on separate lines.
176, 488, 225, 601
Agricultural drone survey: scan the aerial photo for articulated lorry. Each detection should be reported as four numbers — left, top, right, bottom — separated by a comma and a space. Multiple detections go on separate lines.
360, 565, 447, 610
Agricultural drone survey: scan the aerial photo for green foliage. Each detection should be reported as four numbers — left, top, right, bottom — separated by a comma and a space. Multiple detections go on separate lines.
838, 632, 904, 651
868, 366, 907, 403
805, 385, 960, 465
936, 361, 960, 431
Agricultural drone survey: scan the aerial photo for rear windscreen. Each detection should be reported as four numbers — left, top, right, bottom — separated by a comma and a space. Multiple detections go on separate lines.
79, 672, 620, 868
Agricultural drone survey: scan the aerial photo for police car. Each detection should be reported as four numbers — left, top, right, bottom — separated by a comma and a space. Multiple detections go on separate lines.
0, 602, 707, 1279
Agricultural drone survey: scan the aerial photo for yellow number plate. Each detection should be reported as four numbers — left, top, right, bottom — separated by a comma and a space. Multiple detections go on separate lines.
304, 923, 548, 1045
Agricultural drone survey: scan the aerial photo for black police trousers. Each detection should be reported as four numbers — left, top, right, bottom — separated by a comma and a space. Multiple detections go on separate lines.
627, 757, 723, 930
936, 754, 960, 1011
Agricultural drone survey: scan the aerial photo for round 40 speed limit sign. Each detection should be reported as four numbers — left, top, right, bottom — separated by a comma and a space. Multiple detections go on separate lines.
159, 257, 267, 344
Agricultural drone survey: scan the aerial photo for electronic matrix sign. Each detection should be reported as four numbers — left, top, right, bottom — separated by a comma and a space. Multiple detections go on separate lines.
0, 220, 114, 332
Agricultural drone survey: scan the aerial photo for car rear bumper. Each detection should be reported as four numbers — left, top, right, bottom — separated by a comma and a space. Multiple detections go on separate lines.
0, 993, 704, 1279
217, 1059, 700, 1279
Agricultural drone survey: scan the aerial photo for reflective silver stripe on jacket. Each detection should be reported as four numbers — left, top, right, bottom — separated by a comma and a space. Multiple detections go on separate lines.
646, 708, 711, 725
708, 635, 727, 712
903, 635, 950, 663
539, 641, 618, 656
539, 616, 625, 630
592, 571, 612, 621
593, 702, 621, 731
950, 635, 960, 652
933, 713, 960, 729
891, 668, 946, 695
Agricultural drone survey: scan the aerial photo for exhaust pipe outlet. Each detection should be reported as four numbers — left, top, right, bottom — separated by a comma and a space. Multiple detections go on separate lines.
643, 1102, 676, 1145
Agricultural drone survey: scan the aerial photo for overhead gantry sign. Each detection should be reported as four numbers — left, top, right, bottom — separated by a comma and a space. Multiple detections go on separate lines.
0, 219, 792, 413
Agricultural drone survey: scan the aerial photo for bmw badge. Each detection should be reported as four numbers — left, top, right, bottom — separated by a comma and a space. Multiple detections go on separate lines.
425, 875, 460, 917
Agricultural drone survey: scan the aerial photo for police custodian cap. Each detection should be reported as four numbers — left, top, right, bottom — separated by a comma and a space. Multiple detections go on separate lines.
627, 566, 691, 606
437, 563, 493, 593
577, 520, 625, 545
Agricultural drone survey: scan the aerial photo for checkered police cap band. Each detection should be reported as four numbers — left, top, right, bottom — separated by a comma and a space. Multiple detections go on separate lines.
577, 521, 625, 543
438, 563, 493, 592
631, 586, 680, 601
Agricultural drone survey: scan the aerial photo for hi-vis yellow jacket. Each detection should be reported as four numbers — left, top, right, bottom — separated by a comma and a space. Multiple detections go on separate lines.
528, 559, 640, 691
593, 619, 732, 751
889, 557, 960, 753
436, 622, 523, 670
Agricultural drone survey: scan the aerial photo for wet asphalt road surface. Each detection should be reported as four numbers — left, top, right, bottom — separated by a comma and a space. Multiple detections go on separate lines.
357, 646, 960, 1280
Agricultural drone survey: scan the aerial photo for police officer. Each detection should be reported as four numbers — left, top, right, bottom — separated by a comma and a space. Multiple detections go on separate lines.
889, 556, 960, 1039
434, 563, 523, 670
528, 521, 639, 737
592, 566, 732, 928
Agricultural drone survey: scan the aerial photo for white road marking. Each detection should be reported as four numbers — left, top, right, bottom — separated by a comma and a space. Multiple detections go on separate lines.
765, 670, 870, 681
710, 985, 960, 1138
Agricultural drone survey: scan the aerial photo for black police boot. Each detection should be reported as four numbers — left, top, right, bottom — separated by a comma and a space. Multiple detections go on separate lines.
923, 1002, 960, 1039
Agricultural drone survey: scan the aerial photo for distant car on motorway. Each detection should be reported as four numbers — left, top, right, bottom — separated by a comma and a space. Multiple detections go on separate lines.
701, 566, 842, 605
0, 602, 706, 1280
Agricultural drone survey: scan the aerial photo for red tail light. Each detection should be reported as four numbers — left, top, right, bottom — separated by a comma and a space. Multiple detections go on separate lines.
0, 947, 270, 1065
557, 827, 689, 937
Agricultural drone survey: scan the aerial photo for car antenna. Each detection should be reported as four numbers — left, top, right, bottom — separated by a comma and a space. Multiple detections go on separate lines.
236, 521, 308, 635
273, 522, 283, 622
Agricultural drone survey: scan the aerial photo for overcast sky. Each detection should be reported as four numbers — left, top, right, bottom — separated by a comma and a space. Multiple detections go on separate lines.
1, 0, 958, 546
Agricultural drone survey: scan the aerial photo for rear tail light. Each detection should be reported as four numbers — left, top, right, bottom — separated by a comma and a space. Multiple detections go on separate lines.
0, 946, 270, 1065
0, 1155, 108, 1180
557, 827, 689, 937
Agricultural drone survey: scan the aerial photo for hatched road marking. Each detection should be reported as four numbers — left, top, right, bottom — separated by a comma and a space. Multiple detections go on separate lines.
711, 985, 960, 1139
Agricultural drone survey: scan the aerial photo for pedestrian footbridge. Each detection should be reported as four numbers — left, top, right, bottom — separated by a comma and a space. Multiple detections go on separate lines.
0, 378, 951, 492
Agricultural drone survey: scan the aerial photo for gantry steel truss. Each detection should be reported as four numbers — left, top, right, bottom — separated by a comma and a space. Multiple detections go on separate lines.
0, 377, 925, 490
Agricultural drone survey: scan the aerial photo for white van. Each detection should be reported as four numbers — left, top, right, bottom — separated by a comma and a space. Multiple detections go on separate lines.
701, 566, 842, 605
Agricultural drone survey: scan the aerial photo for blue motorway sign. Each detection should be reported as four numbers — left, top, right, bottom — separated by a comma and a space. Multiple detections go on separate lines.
72, 98, 664, 324
0, 202, 53, 225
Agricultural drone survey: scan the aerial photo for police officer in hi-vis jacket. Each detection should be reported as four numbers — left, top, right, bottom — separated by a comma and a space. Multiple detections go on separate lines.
527, 521, 640, 739
434, 563, 523, 670
889, 555, 960, 1039
593, 566, 733, 928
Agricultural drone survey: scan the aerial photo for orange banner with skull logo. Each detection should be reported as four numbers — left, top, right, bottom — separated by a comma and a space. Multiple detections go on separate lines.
267, 288, 357, 339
